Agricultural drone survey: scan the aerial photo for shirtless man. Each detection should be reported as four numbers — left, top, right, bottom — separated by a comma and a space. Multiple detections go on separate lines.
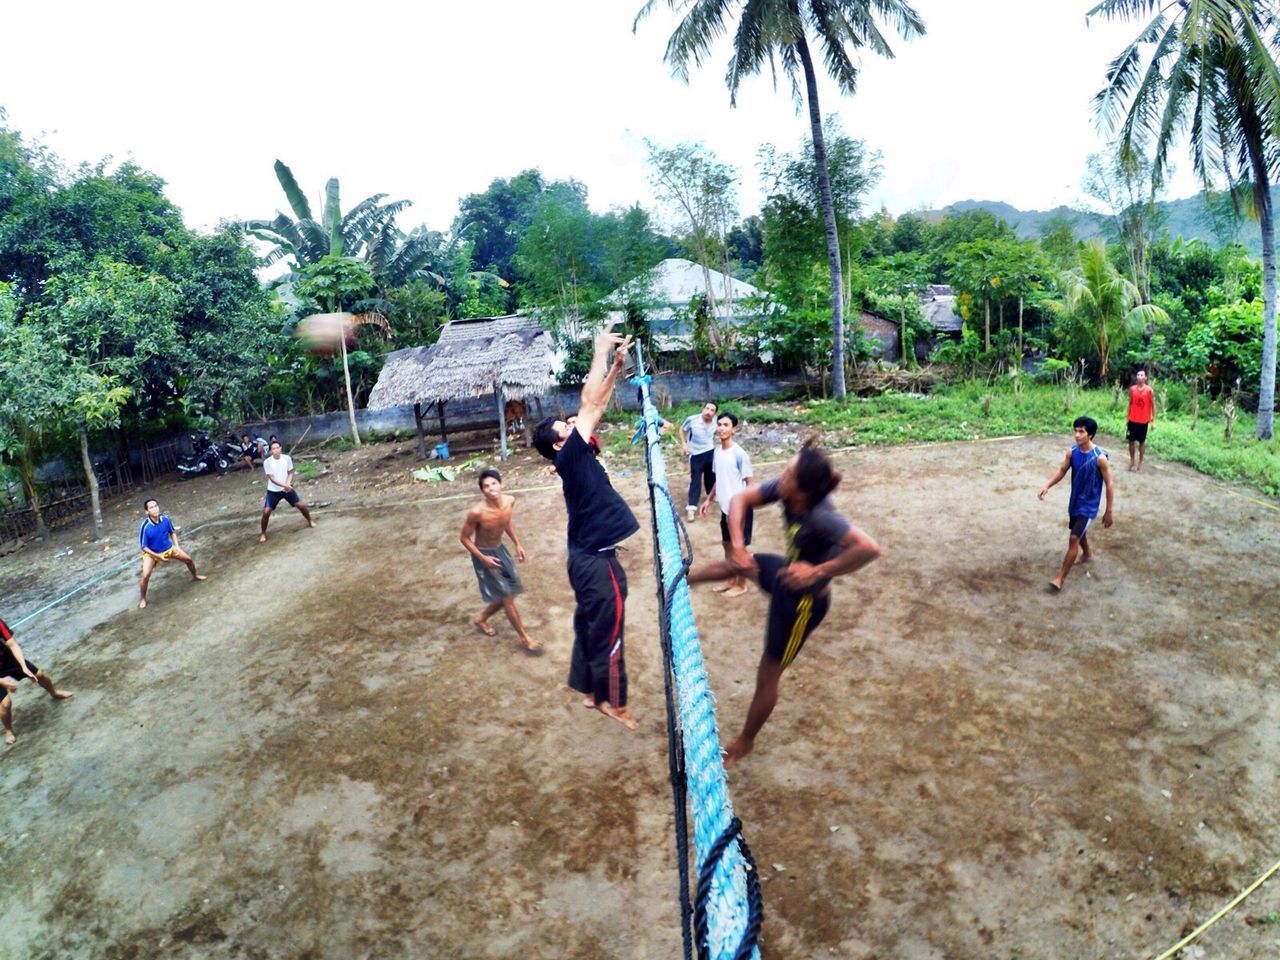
459, 468, 540, 652
138, 498, 207, 609
1, 615, 73, 745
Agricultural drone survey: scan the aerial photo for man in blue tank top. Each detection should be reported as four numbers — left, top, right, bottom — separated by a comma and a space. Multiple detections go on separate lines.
1038, 416, 1115, 591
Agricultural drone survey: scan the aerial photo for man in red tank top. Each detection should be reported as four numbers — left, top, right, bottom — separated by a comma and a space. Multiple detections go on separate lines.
1126, 370, 1156, 472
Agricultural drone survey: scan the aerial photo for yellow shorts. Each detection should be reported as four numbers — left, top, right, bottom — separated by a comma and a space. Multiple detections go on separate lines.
144, 548, 175, 561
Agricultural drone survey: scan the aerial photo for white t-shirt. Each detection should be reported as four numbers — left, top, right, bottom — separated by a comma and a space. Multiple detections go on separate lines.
682, 415, 718, 456
713, 443, 752, 513
264, 453, 293, 492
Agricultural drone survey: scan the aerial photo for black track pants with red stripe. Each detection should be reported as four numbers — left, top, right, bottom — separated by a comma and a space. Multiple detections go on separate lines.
567, 549, 628, 707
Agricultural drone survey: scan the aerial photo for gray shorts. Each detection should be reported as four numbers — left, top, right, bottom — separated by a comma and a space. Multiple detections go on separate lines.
472, 545, 523, 603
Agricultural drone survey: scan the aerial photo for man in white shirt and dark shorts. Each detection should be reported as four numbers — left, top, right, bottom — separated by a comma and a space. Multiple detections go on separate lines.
259, 440, 315, 543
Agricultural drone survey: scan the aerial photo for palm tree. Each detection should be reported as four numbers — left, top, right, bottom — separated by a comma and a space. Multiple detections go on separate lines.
1089, 0, 1280, 438
1053, 241, 1168, 380
636, 0, 925, 400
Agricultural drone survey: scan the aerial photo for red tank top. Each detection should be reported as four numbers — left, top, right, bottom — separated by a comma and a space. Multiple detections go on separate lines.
1128, 385, 1153, 424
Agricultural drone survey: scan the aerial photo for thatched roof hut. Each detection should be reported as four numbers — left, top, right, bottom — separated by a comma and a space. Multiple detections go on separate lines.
366, 314, 557, 460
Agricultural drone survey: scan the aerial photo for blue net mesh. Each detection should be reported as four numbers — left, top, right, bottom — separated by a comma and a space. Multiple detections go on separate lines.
632, 360, 762, 960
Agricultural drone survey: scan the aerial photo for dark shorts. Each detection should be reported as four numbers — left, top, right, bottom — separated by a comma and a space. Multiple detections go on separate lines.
0, 646, 37, 689
1068, 515, 1094, 539
718, 507, 754, 547
1127, 420, 1149, 443
567, 549, 628, 707
755, 554, 830, 669
265, 489, 301, 510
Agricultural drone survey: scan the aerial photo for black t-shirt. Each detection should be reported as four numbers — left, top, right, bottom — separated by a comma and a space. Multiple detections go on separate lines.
756, 478, 851, 569
555, 430, 639, 552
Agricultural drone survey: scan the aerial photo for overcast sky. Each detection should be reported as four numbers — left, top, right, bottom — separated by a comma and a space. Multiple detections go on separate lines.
0, 0, 1203, 236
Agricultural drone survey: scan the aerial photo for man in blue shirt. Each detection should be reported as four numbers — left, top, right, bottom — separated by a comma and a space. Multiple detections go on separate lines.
1038, 416, 1116, 592
138, 498, 207, 609
532, 323, 640, 731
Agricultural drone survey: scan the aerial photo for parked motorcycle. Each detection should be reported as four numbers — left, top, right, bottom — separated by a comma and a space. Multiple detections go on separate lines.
176, 432, 239, 480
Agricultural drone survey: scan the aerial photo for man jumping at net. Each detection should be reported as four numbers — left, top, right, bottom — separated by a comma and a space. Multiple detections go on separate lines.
688, 441, 880, 765
532, 323, 641, 731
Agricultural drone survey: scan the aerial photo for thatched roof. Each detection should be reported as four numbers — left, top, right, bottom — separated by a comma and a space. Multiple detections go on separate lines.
366, 314, 557, 409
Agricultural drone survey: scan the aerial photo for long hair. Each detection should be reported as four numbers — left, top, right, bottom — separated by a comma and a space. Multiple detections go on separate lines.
794, 438, 841, 503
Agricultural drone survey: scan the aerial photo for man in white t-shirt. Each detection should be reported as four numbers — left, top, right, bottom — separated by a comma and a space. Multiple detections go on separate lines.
698, 412, 754, 597
681, 401, 718, 521
259, 440, 315, 543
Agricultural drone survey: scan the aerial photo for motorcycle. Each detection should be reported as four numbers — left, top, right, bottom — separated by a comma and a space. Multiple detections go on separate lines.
176, 432, 240, 480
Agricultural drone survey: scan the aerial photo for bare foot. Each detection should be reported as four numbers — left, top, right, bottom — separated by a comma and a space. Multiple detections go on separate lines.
724, 736, 753, 767
138, 598, 147, 609
582, 695, 597, 709
308, 520, 317, 528
473, 619, 497, 637
193, 575, 208, 582
50, 689, 73, 700
259, 534, 268, 543
3, 728, 14, 745
1128, 464, 1136, 472
597, 701, 639, 731
723, 584, 749, 598
1135, 464, 1143, 473
518, 634, 543, 653
1077, 552, 1092, 564
1048, 579, 1064, 592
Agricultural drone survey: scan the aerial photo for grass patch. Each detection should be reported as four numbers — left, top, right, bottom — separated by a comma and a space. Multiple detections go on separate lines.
293, 459, 324, 480
609, 382, 1280, 497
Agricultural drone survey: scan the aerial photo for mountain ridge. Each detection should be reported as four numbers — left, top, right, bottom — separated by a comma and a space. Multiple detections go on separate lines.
920, 187, 1280, 255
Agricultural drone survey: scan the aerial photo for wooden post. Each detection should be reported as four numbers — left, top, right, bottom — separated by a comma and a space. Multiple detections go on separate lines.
495, 382, 508, 461
437, 400, 448, 444
413, 402, 428, 460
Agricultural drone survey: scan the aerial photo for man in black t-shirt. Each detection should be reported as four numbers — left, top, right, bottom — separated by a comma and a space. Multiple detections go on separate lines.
688, 442, 880, 765
532, 324, 641, 731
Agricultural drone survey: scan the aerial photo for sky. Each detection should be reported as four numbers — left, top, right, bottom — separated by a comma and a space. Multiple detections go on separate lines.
0, 0, 1204, 236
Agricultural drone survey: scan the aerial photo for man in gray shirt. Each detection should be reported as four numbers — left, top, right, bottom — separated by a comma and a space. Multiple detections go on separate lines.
680, 401, 718, 521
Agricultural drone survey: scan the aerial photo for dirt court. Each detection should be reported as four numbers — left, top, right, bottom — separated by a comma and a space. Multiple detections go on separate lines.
2, 430, 1279, 959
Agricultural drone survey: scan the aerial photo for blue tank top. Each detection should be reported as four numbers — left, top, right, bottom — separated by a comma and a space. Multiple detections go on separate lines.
1067, 444, 1107, 518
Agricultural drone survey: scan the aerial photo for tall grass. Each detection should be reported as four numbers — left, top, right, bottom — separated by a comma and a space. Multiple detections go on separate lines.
624, 383, 1280, 496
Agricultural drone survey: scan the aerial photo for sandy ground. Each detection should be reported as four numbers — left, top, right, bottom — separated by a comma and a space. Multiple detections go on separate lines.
2, 430, 1279, 959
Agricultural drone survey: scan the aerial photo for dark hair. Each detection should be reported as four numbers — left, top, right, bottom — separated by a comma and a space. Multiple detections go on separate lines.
270, 439, 282, 449
532, 417, 560, 461
144, 498, 159, 510
703, 400, 719, 411
794, 439, 841, 503
478, 468, 502, 488
717, 412, 739, 428
1073, 416, 1098, 438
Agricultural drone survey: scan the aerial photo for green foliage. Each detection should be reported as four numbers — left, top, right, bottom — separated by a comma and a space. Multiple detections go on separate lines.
1050, 241, 1169, 379
1181, 300, 1265, 392
295, 256, 378, 314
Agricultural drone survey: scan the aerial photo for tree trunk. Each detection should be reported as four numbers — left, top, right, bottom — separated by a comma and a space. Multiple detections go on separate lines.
796, 34, 846, 401
1018, 295, 1025, 360
1254, 172, 1276, 439
339, 330, 361, 448
984, 300, 991, 350
79, 430, 103, 541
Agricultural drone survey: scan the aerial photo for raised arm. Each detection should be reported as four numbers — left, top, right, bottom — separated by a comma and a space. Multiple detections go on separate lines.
574, 324, 633, 440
